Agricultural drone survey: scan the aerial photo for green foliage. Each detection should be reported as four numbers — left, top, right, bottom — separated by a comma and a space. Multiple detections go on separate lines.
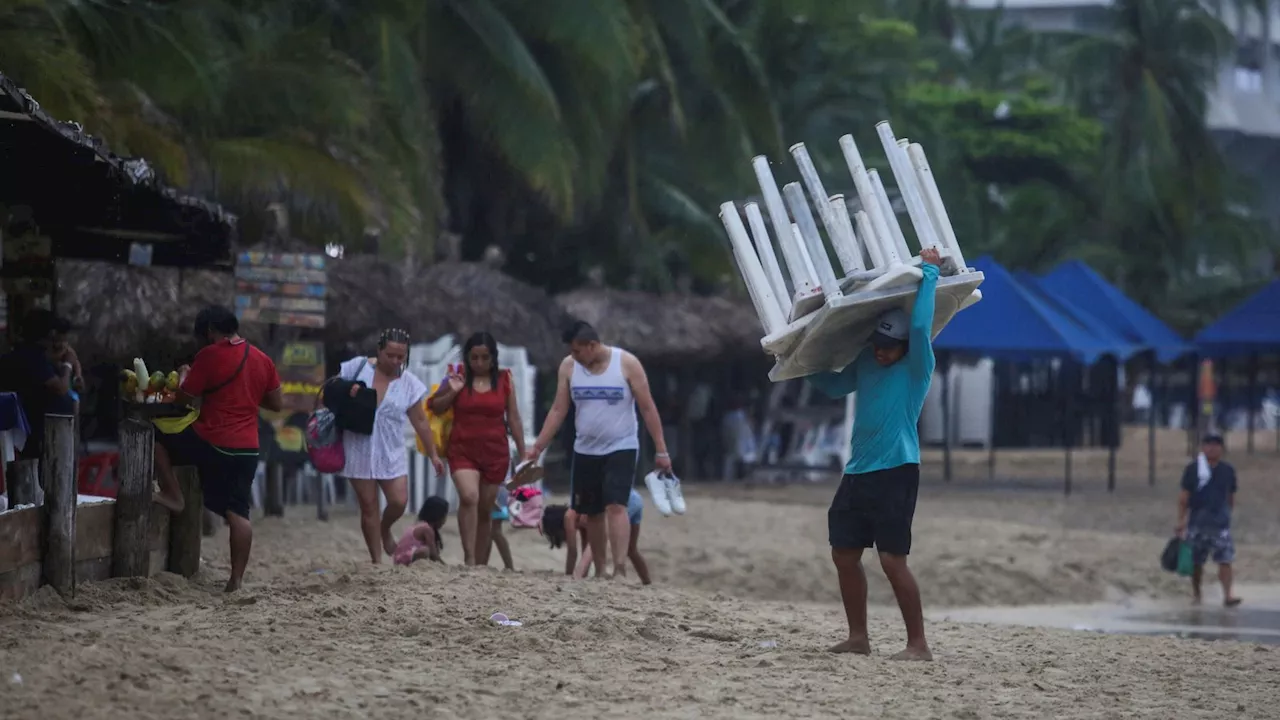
0, 0, 1273, 332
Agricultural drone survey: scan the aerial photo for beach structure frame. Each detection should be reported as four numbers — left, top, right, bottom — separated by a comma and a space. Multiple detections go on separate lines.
719, 120, 984, 382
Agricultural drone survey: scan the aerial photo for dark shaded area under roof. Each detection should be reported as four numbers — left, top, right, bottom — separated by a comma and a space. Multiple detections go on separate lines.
0, 71, 235, 268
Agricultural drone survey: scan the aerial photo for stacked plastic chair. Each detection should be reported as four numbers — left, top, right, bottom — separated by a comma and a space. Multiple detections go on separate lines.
719, 120, 985, 381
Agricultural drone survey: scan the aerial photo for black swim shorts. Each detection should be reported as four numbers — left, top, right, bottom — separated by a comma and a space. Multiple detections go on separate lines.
569, 449, 637, 516
157, 427, 259, 519
828, 463, 920, 556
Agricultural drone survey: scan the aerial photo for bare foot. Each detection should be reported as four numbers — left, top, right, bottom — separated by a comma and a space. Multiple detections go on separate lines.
1191, 595, 1203, 606
154, 493, 185, 514
889, 645, 933, 662
1225, 597, 1243, 607
612, 564, 627, 579
224, 579, 242, 593
828, 637, 871, 655
382, 531, 397, 557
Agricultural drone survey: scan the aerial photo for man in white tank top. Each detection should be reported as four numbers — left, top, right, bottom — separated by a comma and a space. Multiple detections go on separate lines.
528, 321, 671, 579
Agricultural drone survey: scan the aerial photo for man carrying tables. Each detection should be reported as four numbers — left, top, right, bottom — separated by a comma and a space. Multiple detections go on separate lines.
806, 246, 942, 662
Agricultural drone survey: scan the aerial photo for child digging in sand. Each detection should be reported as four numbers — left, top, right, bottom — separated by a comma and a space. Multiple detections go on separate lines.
540, 489, 651, 584
393, 497, 449, 565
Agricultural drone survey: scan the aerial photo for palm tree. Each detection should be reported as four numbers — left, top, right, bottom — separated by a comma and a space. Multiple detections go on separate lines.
1060, 0, 1233, 302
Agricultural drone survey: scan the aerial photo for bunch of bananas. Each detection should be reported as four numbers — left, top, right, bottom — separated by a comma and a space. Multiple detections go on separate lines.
120, 357, 180, 403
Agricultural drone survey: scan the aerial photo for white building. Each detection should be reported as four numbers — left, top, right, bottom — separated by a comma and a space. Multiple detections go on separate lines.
956, 0, 1280, 225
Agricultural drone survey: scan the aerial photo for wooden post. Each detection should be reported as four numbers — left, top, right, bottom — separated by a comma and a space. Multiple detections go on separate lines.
111, 419, 154, 577
167, 466, 203, 577
316, 472, 330, 521
42, 414, 76, 597
1106, 357, 1117, 493
1148, 356, 1158, 487
6, 459, 41, 506
265, 463, 284, 516
940, 352, 953, 483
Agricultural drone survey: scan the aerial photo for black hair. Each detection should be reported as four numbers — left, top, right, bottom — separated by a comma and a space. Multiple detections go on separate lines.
193, 305, 239, 339
462, 331, 500, 394
541, 505, 569, 549
377, 328, 411, 367
561, 320, 599, 345
1202, 434, 1224, 446
418, 496, 449, 551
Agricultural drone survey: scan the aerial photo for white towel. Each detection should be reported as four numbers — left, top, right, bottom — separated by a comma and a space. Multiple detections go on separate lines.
1196, 452, 1212, 490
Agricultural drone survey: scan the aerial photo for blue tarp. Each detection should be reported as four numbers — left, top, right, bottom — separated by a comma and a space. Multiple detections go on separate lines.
1015, 271, 1144, 362
1194, 279, 1280, 357
933, 256, 1138, 364
1038, 260, 1193, 363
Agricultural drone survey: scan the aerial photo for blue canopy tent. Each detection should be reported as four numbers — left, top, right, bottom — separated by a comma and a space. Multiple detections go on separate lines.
1039, 260, 1193, 363
933, 257, 1137, 493
1195, 280, 1280, 357
1195, 280, 1280, 453
1038, 261, 1195, 483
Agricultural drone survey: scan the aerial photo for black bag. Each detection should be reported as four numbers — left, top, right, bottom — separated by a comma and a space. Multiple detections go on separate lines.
324, 359, 377, 435
1160, 537, 1181, 573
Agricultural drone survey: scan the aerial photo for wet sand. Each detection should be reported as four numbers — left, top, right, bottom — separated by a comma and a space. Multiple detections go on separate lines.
3, 427, 1280, 718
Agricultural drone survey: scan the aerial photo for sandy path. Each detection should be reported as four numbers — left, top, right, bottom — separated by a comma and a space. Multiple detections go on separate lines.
3, 561, 1279, 720
3, 481, 1280, 719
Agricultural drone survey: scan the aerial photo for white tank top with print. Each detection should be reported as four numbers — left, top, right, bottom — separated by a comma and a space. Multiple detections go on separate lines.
570, 346, 639, 456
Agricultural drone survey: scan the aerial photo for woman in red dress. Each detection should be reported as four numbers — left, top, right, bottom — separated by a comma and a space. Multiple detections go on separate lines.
429, 332, 526, 565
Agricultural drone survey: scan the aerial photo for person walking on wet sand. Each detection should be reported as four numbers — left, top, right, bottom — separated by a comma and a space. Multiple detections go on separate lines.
806, 246, 943, 662
1176, 434, 1242, 607
526, 320, 671, 579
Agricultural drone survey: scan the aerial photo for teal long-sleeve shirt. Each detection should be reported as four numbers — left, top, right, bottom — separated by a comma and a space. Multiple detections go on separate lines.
806, 262, 939, 475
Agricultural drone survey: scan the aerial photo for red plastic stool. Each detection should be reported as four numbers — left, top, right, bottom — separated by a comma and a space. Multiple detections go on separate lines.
78, 452, 120, 498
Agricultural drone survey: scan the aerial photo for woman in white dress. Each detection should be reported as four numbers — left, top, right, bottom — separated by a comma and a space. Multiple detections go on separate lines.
340, 329, 445, 563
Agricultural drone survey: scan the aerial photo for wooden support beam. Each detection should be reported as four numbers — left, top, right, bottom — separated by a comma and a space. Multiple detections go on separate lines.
112, 419, 154, 578
42, 414, 77, 597
167, 466, 203, 578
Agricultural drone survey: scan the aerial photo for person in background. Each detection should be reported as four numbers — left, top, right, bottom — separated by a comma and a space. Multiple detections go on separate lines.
429, 331, 524, 566
1176, 434, 1242, 607
163, 306, 284, 592
340, 328, 445, 564
393, 496, 449, 565
539, 489, 651, 585
526, 321, 671, 580
805, 246, 943, 662
0, 310, 79, 460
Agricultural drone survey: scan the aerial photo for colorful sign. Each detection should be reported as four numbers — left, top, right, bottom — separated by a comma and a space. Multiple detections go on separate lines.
233, 251, 327, 328
277, 341, 326, 412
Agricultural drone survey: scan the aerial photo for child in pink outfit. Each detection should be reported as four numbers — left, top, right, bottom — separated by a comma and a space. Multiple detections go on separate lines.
394, 496, 449, 566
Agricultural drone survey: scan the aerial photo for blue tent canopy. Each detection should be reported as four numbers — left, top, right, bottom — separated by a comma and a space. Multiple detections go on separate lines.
1039, 260, 1193, 363
1194, 280, 1280, 357
1015, 272, 1143, 362
933, 256, 1138, 364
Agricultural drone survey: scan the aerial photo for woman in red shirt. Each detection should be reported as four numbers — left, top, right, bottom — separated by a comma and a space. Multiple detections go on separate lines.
429, 332, 525, 565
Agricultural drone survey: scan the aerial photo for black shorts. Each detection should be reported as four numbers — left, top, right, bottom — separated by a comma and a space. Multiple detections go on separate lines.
828, 463, 920, 556
570, 449, 637, 516
156, 427, 259, 519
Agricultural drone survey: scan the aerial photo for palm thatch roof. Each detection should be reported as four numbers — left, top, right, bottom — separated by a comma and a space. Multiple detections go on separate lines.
323, 258, 575, 367
555, 288, 763, 364
57, 256, 573, 369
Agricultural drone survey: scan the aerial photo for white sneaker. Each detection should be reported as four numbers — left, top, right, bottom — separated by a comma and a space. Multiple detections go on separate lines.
644, 471, 673, 516
665, 473, 686, 515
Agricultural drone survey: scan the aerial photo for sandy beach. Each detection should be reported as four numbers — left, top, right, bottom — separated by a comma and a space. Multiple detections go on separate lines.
3, 427, 1280, 718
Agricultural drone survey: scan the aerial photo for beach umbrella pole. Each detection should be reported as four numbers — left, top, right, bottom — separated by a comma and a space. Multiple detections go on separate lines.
1148, 355, 1158, 486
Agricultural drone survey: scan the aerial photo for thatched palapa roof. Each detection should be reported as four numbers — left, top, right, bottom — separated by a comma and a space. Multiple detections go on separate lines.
323, 258, 575, 367
555, 288, 763, 364
57, 256, 574, 369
